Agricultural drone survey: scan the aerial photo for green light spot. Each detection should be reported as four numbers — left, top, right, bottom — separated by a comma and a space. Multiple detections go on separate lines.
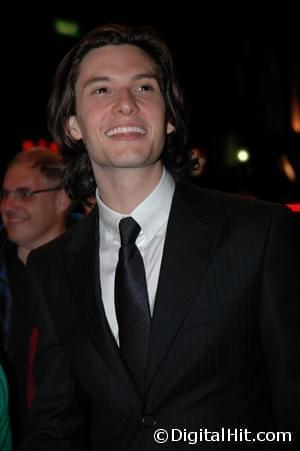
53, 18, 80, 38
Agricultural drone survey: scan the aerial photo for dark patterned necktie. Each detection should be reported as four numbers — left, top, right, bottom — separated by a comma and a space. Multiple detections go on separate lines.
115, 217, 151, 390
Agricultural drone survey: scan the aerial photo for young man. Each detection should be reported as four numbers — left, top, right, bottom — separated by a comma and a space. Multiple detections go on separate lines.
0, 148, 72, 443
21, 25, 299, 450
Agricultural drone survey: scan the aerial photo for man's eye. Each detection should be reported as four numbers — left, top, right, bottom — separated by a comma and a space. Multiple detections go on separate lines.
136, 85, 153, 92
95, 87, 108, 94
18, 189, 32, 199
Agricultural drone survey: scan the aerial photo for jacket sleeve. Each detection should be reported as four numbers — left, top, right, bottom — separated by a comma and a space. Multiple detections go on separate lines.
20, 253, 90, 451
260, 207, 300, 446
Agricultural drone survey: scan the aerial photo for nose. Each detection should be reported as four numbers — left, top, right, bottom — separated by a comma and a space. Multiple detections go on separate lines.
113, 88, 138, 115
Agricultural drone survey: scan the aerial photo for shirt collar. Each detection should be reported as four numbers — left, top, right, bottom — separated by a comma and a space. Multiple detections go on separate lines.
96, 168, 175, 243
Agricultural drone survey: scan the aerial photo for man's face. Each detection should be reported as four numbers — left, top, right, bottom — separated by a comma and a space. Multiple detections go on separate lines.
68, 44, 174, 178
1, 162, 64, 250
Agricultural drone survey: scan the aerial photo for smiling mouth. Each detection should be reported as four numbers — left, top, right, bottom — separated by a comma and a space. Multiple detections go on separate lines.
6, 217, 27, 225
105, 126, 146, 137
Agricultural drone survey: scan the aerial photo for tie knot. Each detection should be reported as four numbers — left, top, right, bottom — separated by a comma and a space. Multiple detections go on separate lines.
119, 217, 141, 246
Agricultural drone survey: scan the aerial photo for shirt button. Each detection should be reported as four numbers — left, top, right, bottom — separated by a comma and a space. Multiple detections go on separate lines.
142, 415, 157, 428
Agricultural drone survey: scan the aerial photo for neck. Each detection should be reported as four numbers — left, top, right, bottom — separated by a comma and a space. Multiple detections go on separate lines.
17, 247, 30, 264
95, 163, 163, 214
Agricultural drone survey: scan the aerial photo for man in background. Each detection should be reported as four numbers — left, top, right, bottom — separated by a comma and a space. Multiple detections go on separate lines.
0, 147, 72, 444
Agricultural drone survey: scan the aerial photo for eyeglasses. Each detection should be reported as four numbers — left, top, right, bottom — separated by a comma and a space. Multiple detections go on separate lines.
0, 186, 61, 202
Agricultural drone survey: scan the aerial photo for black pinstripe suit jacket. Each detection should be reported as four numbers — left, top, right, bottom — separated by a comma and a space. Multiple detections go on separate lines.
21, 182, 300, 450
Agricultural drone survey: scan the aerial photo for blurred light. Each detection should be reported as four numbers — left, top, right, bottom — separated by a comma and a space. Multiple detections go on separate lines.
291, 89, 300, 133
49, 142, 59, 153
237, 148, 250, 163
53, 18, 81, 38
22, 140, 35, 150
21, 139, 59, 153
287, 203, 300, 212
279, 154, 297, 182
37, 138, 47, 148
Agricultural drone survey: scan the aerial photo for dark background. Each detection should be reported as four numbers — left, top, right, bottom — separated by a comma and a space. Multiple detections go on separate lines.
3, 8, 300, 203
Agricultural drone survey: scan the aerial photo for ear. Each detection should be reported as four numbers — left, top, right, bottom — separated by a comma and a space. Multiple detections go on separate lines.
67, 116, 82, 141
55, 189, 72, 215
166, 120, 175, 135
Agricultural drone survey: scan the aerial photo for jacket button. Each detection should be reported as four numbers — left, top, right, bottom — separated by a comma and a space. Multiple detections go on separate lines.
142, 415, 157, 428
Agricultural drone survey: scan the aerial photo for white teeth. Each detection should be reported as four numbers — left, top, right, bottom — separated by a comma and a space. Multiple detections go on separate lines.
105, 126, 146, 137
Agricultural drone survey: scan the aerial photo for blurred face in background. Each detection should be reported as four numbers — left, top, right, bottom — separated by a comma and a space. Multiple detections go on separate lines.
1, 162, 68, 254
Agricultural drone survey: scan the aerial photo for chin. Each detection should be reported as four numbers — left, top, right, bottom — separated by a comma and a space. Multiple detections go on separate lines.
116, 154, 158, 167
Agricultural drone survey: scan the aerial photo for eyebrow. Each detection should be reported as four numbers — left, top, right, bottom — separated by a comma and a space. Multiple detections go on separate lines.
2, 185, 30, 191
82, 72, 159, 90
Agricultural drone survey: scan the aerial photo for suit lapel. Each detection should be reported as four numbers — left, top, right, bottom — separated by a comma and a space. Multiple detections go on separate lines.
61, 183, 224, 397
146, 183, 224, 388
63, 209, 141, 399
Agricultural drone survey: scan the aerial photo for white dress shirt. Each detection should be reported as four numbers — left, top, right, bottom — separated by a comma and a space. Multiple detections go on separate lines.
96, 169, 175, 343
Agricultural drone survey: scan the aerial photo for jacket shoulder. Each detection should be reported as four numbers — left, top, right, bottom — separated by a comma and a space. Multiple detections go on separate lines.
28, 208, 97, 267
177, 181, 291, 219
